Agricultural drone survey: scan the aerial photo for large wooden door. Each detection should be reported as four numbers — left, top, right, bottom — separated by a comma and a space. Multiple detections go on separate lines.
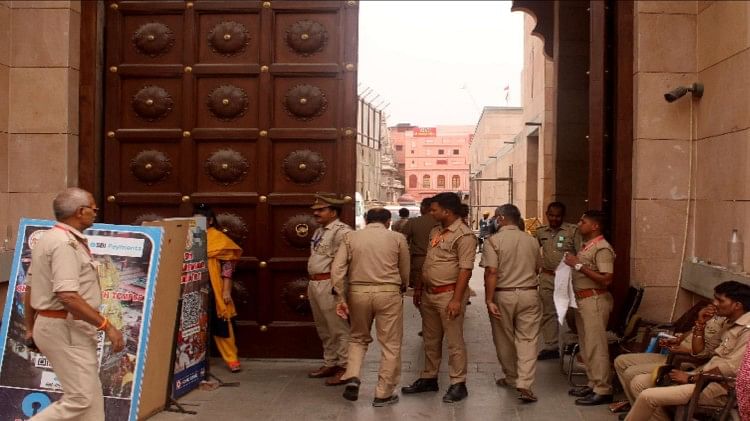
103, 0, 358, 357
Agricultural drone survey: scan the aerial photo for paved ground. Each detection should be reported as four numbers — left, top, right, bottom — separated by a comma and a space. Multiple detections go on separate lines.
151, 258, 621, 421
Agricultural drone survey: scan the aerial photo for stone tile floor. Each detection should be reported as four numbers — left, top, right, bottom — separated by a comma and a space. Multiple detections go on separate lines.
151, 258, 620, 421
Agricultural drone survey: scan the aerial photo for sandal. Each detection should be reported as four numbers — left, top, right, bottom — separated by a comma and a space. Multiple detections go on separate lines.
228, 361, 241, 373
517, 388, 538, 403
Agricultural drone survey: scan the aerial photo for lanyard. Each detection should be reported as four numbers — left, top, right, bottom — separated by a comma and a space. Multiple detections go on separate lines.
54, 224, 93, 257
581, 235, 604, 254
311, 229, 324, 249
430, 228, 451, 248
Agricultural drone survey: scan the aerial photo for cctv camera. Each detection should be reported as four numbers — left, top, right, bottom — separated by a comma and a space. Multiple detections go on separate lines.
664, 83, 704, 103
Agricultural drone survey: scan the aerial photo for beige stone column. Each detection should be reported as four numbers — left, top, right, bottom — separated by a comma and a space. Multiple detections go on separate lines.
0, 1, 81, 235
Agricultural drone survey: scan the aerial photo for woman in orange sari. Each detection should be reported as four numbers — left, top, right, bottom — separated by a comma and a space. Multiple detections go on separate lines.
195, 204, 243, 372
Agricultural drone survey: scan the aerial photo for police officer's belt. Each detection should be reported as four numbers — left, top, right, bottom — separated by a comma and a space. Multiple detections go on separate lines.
495, 286, 538, 292
349, 284, 401, 293
425, 283, 456, 294
574, 288, 609, 300
309, 273, 331, 281
37, 309, 75, 319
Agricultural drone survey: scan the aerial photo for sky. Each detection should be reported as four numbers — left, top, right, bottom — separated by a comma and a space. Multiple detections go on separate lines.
358, 1, 525, 127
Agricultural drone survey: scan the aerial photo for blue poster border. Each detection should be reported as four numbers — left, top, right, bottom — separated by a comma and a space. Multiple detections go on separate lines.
0, 218, 164, 421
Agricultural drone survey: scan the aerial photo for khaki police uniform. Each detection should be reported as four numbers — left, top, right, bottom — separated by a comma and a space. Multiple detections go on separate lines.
572, 236, 615, 396
420, 219, 476, 384
402, 214, 437, 288
308, 209, 352, 369
480, 225, 542, 389
331, 222, 410, 399
616, 318, 723, 404
626, 312, 750, 421
535, 223, 580, 351
28, 223, 104, 421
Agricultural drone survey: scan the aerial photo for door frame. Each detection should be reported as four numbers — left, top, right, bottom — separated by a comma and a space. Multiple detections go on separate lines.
79, 1, 104, 199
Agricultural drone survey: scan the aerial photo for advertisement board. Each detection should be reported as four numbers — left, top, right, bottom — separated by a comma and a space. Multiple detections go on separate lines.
0, 219, 163, 421
170, 217, 209, 398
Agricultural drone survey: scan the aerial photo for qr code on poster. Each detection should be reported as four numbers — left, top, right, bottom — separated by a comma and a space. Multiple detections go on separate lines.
181, 292, 201, 336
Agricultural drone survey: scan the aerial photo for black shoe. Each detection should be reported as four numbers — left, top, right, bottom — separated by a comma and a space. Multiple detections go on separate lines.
442, 382, 468, 403
537, 349, 560, 360
575, 393, 613, 406
401, 378, 439, 394
568, 386, 593, 397
372, 395, 399, 407
342, 377, 360, 401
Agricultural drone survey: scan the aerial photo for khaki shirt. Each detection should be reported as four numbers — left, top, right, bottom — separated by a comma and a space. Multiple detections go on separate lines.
331, 223, 410, 296
307, 219, 352, 275
423, 219, 477, 287
695, 312, 750, 376
402, 214, 437, 256
571, 236, 615, 290
535, 222, 581, 271
480, 225, 540, 288
27, 223, 101, 310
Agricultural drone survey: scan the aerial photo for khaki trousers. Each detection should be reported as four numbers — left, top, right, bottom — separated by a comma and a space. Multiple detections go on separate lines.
538, 273, 559, 351
574, 292, 614, 395
342, 290, 403, 399
490, 289, 541, 389
420, 289, 468, 384
31, 316, 104, 421
613, 353, 666, 403
626, 382, 727, 421
308, 278, 349, 367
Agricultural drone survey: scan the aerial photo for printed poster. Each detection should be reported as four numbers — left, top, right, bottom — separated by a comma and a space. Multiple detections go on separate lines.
0, 219, 163, 421
170, 217, 210, 398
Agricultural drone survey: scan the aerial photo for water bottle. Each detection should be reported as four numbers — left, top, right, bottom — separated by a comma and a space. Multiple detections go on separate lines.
728, 229, 744, 273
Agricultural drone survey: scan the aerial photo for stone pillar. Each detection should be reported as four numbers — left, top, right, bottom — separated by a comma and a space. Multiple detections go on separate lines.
632, 1, 697, 320
0, 0, 81, 236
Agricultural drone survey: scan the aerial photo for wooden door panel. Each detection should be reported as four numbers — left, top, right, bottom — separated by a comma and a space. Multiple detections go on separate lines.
193, 140, 258, 193
118, 141, 182, 192
104, 0, 357, 357
195, 12, 261, 65
118, 204, 182, 226
121, 13, 185, 65
118, 77, 184, 129
272, 12, 341, 64
270, 270, 315, 322
194, 76, 260, 129
232, 261, 260, 321
271, 76, 339, 129
270, 140, 336, 192
270, 205, 320, 259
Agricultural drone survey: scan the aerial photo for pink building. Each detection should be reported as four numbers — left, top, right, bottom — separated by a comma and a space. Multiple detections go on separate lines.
390, 125, 474, 202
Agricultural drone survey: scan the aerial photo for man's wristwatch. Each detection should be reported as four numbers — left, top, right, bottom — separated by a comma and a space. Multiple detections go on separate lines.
574, 263, 583, 271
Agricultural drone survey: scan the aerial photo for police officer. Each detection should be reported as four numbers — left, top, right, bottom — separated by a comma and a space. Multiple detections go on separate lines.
535, 202, 580, 360
402, 192, 476, 403
331, 207, 410, 407
23, 188, 125, 420
402, 197, 437, 290
307, 194, 353, 385
481, 204, 542, 403
626, 281, 750, 421
564, 210, 615, 406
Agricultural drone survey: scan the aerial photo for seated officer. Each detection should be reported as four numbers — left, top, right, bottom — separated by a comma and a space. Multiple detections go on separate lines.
626, 281, 750, 421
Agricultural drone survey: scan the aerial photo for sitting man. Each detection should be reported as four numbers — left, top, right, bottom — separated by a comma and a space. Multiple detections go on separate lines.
626, 281, 750, 421
614, 309, 723, 411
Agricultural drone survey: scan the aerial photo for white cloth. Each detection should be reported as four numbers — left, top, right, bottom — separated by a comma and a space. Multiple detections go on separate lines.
553, 260, 576, 325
